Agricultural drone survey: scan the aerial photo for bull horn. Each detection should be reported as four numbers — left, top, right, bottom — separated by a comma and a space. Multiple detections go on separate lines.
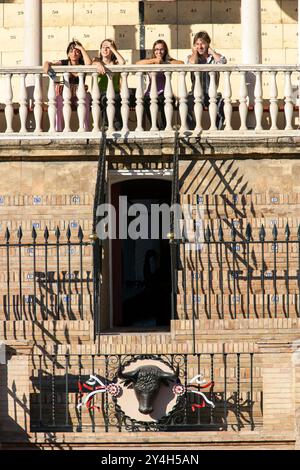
160, 364, 180, 381
118, 367, 139, 382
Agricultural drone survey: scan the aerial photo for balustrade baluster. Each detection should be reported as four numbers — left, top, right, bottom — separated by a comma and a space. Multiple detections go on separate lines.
224, 71, 232, 131
239, 71, 248, 131
284, 71, 293, 130
208, 71, 217, 130
179, 71, 188, 133
19, 74, 28, 134
62, 73, 72, 132
135, 72, 144, 133
254, 71, 263, 131
5, 73, 13, 133
194, 71, 203, 133
91, 72, 100, 132
77, 72, 86, 132
106, 74, 115, 132
269, 71, 278, 130
121, 71, 130, 133
47, 74, 56, 133
164, 71, 173, 131
34, 73, 43, 133
150, 71, 159, 131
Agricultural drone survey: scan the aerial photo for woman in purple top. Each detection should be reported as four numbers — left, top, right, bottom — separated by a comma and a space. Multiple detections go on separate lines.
136, 40, 183, 130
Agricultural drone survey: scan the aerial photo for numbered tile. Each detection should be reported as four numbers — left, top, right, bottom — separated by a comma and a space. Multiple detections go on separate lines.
283, 23, 298, 49
0, 28, 23, 52
73, 2, 107, 27
43, 3, 73, 27
178, 0, 211, 24
108, 2, 139, 26
1, 52, 23, 65
145, 1, 177, 24
212, 24, 241, 49
262, 24, 283, 49
106, 25, 140, 50
69, 26, 105, 50
261, 0, 282, 24
3, 3, 24, 28
145, 25, 176, 50
211, 0, 241, 24
43, 27, 69, 51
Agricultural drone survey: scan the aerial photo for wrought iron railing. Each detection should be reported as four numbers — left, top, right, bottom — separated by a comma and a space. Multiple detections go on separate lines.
30, 352, 261, 432
0, 226, 93, 321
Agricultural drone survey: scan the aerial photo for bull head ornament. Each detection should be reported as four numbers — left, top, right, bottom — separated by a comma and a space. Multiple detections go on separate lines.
118, 364, 179, 415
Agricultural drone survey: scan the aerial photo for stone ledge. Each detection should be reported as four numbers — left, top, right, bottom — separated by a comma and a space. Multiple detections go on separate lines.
1, 132, 300, 160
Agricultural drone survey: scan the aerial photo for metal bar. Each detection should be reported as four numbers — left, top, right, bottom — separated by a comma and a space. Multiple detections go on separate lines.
78, 354, 82, 431
104, 355, 109, 432
207, 237, 212, 320
286, 238, 289, 318
39, 354, 43, 428
55, 228, 60, 320
273, 244, 277, 318
52, 354, 56, 426
261, 239, 265, 318
219, 242, 224, 319
250, 353, 254, 431
67, 227, 72, 318
232, 239, 237, 320
5, 230, 10, 320
182, 240, 187, 318
236, 353, 241, 431
223, 353, 228, 430
191, 268, 196, 355
18, 229, 22, 320
210, 354, 214, 425
246, 240, 250, 319
44, 230, 49, 320
32, 230, 37, 320
65, 354, 69, 427
195, 242, 199, 320
79, 229, 84, 320
196, 354, 201, 425
91, 354, 95, 432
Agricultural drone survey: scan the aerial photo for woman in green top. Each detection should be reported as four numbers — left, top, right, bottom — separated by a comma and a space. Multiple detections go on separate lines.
92, 39, 126, 130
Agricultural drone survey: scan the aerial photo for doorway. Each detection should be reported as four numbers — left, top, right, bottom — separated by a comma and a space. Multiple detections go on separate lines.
111, 179, 172, 329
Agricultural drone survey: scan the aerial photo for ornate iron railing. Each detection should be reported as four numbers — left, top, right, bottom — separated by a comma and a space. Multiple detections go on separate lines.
30, 352, 261, 432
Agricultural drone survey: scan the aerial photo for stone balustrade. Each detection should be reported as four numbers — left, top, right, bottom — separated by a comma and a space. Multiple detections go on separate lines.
0, 64, 299, 138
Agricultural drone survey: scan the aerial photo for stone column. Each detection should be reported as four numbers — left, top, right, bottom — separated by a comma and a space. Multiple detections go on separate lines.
241, 0, 262, 126
23, 0, 42, 66
241, 0, 262, 65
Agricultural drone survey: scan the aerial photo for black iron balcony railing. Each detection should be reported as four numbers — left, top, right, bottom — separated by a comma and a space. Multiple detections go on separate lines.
30, 352, 261, 433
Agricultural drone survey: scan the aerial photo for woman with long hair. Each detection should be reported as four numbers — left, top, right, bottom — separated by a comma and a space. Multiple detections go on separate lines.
43, 40, 94, 131
92, 39, 126, 130
136, 40, 183, 129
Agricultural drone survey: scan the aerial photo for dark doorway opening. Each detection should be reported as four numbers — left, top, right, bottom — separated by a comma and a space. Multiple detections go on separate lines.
111, 179, 172, 329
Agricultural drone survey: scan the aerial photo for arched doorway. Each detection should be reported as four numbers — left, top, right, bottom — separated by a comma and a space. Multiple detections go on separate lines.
111, 178, 172, 329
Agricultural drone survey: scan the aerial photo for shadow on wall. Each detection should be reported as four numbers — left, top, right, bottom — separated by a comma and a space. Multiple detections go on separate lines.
0, 347, 37, 449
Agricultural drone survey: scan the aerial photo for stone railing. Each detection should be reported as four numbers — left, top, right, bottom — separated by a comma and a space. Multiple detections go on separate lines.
0, 65, 299, 138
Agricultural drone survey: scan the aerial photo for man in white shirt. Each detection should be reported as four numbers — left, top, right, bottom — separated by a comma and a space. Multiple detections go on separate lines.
185, 31, 227, 130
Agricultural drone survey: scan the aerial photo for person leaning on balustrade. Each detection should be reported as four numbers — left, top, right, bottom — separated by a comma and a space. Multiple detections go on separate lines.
136, 40, 183, 130
91, 39, 126, 131
185, 31, 227, 130
43, 40, 93, 132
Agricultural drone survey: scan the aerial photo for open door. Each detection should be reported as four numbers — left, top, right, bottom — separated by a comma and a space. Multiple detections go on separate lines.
111, 179, 172, 329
